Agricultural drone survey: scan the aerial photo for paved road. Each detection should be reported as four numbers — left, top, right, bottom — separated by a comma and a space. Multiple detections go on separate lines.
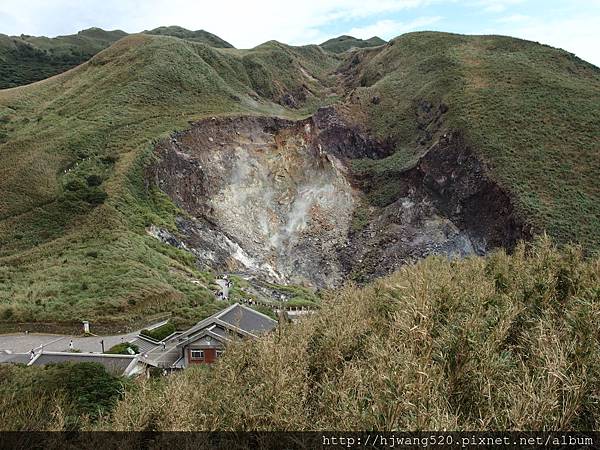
0, 319, 168, 354
0, 331, 140, 354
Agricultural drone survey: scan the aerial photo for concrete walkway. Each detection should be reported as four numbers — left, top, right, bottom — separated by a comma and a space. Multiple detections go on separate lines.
0, 320, 167, 354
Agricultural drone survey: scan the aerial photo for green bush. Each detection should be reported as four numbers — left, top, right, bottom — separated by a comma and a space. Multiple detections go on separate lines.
254, 305, 277, 320
65, 179, 86, 191
83, 187, 108, 205
1, 307, 14, 320
0, 362, 125, 430
106, 343, 139, 355
63, 180, 108, 205
86, 174, 103, 187
140, 322, 176, 341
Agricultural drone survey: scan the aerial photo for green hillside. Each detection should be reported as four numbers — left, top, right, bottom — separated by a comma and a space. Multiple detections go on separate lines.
0, 26, 234, 89
320, 35, 386, 53
0, 28, 127, 89
342, 32, 600, 249
0, 30, 598, 331
0, 33, 336, 329
144, 26, 233, 48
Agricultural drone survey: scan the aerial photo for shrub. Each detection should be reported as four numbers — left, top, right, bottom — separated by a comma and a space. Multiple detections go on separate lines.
140, 322, 176, 341
83, 187, 108, 205
254, 305, 277, 320
1, 307, 14, 320
63, 179, 108, 206
0, 362, 124, 430
60, 362, 124, 421
65, 179, 86, 191
86, 174, 103, 187
106, 343, 139, 355
285, 297, 319, 309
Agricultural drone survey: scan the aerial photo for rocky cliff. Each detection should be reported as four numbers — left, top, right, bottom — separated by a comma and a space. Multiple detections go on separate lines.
149, 108, 529, 288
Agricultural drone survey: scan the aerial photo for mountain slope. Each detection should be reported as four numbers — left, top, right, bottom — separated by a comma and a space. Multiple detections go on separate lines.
339, 32, 600, 250
0, 26, 235, 89
0, 31, 598, 329
0, 28, 127, 88
320, 35, 385, 53
0, 33, 337, 328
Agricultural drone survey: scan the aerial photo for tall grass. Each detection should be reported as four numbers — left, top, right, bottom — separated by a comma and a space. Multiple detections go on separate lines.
100, 237, 600, 431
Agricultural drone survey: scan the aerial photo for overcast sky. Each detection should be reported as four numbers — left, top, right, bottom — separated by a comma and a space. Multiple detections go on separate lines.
1, 0, 598, 66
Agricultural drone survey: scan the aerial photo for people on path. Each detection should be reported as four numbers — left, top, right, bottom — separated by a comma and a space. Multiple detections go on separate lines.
69, 339, 74, 351
29, 349, 35, 360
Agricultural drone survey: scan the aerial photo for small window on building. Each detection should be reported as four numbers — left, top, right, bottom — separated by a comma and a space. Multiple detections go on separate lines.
216, 350, 224, 358
190, 350, 204, 360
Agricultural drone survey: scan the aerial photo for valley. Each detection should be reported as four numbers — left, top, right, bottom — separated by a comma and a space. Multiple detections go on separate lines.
0, 29, 598, 332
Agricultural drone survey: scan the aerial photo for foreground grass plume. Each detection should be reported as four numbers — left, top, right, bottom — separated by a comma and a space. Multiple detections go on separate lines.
92, 237, 599, 431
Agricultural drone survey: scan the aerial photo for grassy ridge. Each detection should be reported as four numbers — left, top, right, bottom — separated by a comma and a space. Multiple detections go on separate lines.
99, 238, 600, 431
0, 28, 126, 89
144, 26, 233, 48
343, 32, 600, 249
319, 35, 386, 53
0, 34, 336, 327
0, 26, 234, 89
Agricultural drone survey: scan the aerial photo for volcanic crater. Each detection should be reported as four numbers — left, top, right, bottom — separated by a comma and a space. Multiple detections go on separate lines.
148, 107, 528, 288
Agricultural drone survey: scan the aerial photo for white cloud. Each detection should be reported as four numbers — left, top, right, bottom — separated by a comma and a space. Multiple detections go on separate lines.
471, 0, 525, 13
0, 0, 441, 47
494, 15, 600, 66
496, 14, 530, 23
342, 16, 443, 40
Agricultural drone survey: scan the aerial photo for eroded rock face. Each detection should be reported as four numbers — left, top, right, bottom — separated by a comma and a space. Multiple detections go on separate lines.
148, 109, 527, 288
151, 114, 360, 287
343, 130, 529, 281
414, 131, 527, 251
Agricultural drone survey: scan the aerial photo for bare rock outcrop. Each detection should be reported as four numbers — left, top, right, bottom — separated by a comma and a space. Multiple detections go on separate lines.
147, 109, 528, 287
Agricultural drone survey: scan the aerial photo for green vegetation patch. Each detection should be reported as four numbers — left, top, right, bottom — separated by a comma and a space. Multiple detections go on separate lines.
0, 33, 337, 326
0, 362, 126, 430
140, 321, 176, 341
106, 342, 139, 354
